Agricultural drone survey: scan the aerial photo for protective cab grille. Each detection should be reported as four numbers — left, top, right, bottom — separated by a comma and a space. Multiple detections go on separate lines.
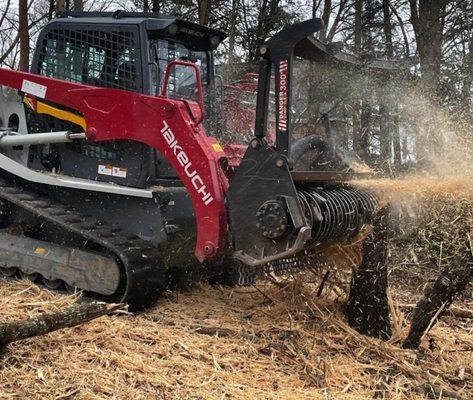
38, 27, 138, 91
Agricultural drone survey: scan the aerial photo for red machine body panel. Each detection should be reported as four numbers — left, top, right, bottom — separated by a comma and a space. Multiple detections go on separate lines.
0, 67, 229, 262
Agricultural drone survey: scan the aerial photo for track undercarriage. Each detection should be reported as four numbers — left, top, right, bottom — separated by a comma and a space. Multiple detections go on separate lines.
0, 177, 167, 310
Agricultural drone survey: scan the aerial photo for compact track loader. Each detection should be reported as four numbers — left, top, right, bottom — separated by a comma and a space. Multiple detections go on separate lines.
0, 12, 397, 309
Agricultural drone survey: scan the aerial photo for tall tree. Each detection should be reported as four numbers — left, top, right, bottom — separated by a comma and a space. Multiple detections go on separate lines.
352, 0, 364, 160
18, 0, 29, 72
198, 0, 211, 25
408, 0, 447, 97
319, 0, 331, 42
460, 35, 473, 111
249, 0, 282, 62
354, 0, 362, 53
1, 0, 48, 68
409, 0, 448, 165
225, 0, 239, 79
380, 0, 396, 167
73, 0, 83, 12
311, 0, 318, 18
382, 0, 394, 58
56, 0, 66, 12
48, 0, 55, 19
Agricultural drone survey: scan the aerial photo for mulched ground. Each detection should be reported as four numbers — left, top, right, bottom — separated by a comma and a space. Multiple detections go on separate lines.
0, 176, 471, 400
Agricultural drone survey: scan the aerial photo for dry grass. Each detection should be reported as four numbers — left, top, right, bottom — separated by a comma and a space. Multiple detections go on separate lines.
0, 175, 471, 400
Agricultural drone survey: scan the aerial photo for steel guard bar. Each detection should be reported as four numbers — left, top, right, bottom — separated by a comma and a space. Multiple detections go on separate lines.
0, 67, 228, 262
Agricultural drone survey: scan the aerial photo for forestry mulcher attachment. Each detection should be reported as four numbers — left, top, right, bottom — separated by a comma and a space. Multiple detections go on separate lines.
0, 13, 392, 309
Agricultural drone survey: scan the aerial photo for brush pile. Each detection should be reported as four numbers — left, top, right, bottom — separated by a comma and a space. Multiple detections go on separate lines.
0, 176, 471, 399
355, 176, 473, 302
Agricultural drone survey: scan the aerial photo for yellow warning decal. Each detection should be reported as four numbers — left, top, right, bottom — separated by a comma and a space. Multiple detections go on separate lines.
36, 101, 87, 130
34, 247, 46, 255
23, 98, 87, 131
212, 143, 224, 153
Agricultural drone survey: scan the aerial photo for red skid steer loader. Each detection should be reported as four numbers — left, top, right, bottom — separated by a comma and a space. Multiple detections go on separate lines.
0, 12, 396, 309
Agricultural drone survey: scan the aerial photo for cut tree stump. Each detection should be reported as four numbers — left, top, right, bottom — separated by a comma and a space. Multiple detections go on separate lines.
346, 206, 392, 340
403, 250, 472, 349
0, 302, 124, 349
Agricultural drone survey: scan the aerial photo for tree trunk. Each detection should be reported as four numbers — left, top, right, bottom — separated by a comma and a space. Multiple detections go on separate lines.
73, 0, 83, 12
460, 35, 472, 112
311, 0, 318, 19
382, 0, 394, 58
392, 109, 402, 167
409, 0, 446, 98
0, 302, 124, 349
403, 252, 472, 349
152, 0, 160, 13
224, 0, 238, 81
228, 0, 238, 57
248, 0, 280, 63
346, 206, 392, 340
380, 0, 396, 170
379, 103, 391, 169
408, 0, 445, 167
401, 135, 408, 163
327, 0, 349, 43
319, 0, 331, 42
355, 100, 371, 162
352, 0, 363, 160
143, 0, 149, 12
48, 0, 55, 19
18, 0, 29, 72
56, 0, 66, 12
338, 120, 349, 151
250, 0, 268, 62
198, 0, 211, 25
352, 101, 362, 157
354, 0, 362, 53
362, 0, 377, 55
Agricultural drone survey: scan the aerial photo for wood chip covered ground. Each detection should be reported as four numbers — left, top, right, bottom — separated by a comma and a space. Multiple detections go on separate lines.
0, 176, 471, 400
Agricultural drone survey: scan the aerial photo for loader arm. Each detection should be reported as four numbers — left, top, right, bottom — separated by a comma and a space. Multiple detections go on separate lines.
0, 67, 228, 262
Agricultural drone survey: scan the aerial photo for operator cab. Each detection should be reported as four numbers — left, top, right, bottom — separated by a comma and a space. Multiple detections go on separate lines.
31, 11, 225, 96
26, 11, 226, 187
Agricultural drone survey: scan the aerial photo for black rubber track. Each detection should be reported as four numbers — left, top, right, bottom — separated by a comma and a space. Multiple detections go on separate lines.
0, 178, 166, 310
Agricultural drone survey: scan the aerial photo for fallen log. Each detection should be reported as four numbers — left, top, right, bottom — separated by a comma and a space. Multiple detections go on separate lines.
400, 304, 473, 320
403, 250, 473, 349
0, 302, 125, 349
